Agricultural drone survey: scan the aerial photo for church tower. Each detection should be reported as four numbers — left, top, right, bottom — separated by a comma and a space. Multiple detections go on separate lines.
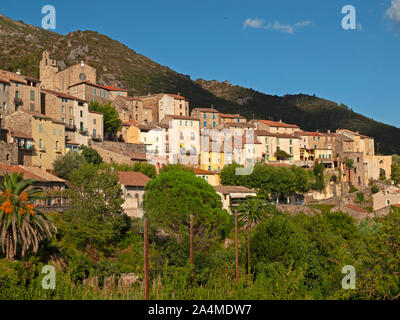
39, 51, 58, 90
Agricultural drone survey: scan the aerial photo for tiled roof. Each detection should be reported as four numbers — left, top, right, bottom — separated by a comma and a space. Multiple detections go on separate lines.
346, 204, 369, 213
41, 88, 84, 102
10, 130, 33, 140
258, 120, 300, 129
193, 108, 220, 113
165, 115, 199, 121
219, 113, 246, 119
118, 171, 151, 187
69, 81, 127, 92
0, 76, 10, 84
296, 131, 321, 137
214, 185, 256, 194
167, 94, 186, 100
0, 164, 65, 183
194, 168, 217, 175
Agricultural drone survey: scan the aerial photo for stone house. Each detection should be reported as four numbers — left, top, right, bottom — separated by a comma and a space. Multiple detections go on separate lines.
118, 171, 151, 218
2, 111, 65, 170
191, 107, 220, 129
214, 186, 257, 214
372, 186, 400, 211
251, 119, 300, 134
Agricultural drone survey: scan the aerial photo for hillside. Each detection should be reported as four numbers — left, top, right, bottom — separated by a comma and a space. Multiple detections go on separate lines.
0, 14, 399, 154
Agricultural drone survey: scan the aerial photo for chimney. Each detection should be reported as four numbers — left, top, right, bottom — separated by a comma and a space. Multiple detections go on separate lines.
16, 69, 21, 75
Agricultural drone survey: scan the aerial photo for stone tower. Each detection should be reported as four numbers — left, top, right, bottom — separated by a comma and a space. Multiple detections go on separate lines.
39, 51, 59, 90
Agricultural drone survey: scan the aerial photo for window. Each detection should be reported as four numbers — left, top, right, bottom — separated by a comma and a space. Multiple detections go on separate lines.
59, 130, 62, 136
80, 110, 83, 117
15, 91, 19, 98
265, 138, 268, 143
62, 106, 65, 113
30, 104, 34, 111
55, 141, 59, 150
99, 89, 102, 96
203, 114, 206, 119
179, 132, 184, 140
61, 98, 68, 103
190, 121, 193, 126
39, 124, 43, 133
204, 121, 207, 127
185, 121, 188, 126
53, 128, 56, 135
61, 118, 65, 123
212, 114, 215, 119
277, 138, 280, 145
39, 139, 43, 148
94, 89, 97, 95
290, 147, 293, 154
213, 122, 216, 127
69, 107, 73, 114
179, 120, 183, 126
93, 129, 97, 137
290, 139, 292, 145
69, 119, 73, 126
80, 122, 84, 131
30, 90, 35, 101
190, 132, 195, 141
94, 118, 96, 125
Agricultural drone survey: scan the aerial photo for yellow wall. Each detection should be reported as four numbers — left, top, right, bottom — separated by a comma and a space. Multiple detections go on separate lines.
32, 117, 65, 170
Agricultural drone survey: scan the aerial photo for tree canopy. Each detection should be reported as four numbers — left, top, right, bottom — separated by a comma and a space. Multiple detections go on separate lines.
89, 101, 122, 134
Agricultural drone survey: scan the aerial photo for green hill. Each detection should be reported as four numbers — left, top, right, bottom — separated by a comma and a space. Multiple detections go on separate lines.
0, 13, 398, 154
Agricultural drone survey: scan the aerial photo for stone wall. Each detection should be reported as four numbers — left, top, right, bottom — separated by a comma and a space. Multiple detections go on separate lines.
0, 142, 19, 165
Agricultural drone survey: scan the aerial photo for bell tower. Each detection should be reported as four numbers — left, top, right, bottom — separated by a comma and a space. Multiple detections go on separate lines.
39, 50, 58, 90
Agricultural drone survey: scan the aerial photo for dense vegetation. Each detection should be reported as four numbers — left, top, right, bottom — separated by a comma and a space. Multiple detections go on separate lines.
0, 14, 399, 154
1, 164, 400, 300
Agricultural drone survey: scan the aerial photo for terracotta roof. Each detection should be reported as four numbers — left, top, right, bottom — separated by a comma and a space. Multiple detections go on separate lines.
194, 168, 217, 175
214, 185, 256, 194
118, 96, 142, 102
0, 164, 65, 183
69, 81, 126, 92
296, 131, 321, 137
255, 130, 276, 137
219, 113, 246, 119
392, 204, 400, 208
41, 88, 84, 102
192, 108, 220, 113
165, 115, 199, 121
346, 204, 369, 213
258, 120, 299, 129
118, 171, 151, 187
222, 122, 255, 128
103, 85, 128, 92
0, 76, 10, 84
10, 130, 33, 140
167, 94, 186, 100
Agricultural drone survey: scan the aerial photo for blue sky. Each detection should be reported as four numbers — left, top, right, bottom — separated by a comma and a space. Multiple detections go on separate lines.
1, 0, 400, 127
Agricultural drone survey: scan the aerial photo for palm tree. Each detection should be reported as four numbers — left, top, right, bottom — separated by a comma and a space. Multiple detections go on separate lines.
0, 173, 56, 260
237, 197, 266, 274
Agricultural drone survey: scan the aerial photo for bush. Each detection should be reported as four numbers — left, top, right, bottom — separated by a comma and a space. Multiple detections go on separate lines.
371, 185, 379, 194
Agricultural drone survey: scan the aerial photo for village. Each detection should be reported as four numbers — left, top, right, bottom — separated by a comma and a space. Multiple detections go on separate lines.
0, 50, 397, 220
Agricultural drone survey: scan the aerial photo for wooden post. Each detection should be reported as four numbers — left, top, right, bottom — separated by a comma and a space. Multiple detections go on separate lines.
144, 218, 149, 300
235, 211, 239, 284
190, 214, 194, 283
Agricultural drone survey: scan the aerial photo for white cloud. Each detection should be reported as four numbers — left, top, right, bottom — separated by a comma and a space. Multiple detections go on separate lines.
243, 18, 312, 34
386, 0, 400, 24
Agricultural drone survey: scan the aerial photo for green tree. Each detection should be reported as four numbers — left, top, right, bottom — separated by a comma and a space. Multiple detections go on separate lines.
391, 164, 400, 185
237, 197, 267, 273
89, 101, 122, 135
159, 163, 193, 175
99, 161, 157, 178
275, 149, 292, 160
80, 146, 103, 165
220, 163, 245, 186
0, 173, 56, 260
53, 151, 85, 179
312, 161, 325, 191
290, 165, 311, 193
356, 192, 365, 204
63, 163, 129, 255
143, 170, 230, 249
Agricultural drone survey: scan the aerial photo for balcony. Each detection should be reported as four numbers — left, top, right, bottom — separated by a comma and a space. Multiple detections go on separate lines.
37, 145, 46, 152
79, 128, 89, 135
55, 148, 62, 154
91, 134, 102, 141
65, 123, 76, 131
